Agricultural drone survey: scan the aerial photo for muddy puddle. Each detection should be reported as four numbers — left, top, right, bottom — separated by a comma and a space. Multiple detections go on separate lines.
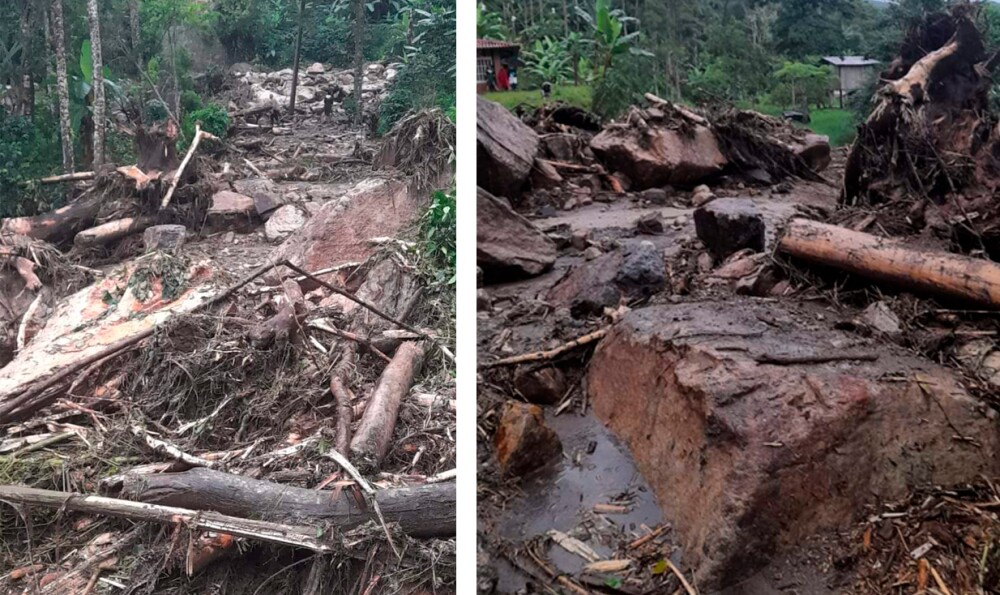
495, 412, 665, 592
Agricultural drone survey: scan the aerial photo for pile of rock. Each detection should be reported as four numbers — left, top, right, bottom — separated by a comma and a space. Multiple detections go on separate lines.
229, 61, 399, 114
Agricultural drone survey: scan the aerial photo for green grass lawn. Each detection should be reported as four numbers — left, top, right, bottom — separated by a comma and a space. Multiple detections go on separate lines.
483, 85, 593, 111
743, 103, 856, 147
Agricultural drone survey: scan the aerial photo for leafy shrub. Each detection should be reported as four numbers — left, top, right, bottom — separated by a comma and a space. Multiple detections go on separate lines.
592, 53, 663, 120
379, 4, 456, 133
418, 188, 456, 286
0, 110, 61, 218
181, 90, 204, 113
181, 104, 230, 147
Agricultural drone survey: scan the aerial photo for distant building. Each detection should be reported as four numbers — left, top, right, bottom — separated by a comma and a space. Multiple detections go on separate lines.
477, 39, 520, 94
823, 56, 880, 107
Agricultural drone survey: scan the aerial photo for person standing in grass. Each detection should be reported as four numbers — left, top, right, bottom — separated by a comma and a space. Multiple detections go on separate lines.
509, 65, 518, 90
497, 62, 510, 91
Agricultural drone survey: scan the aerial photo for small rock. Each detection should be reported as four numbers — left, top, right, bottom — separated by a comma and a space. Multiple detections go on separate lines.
302, 202, 322, 216
583, 246, 602, 260
570, 229, 590, 251
956, 340, 1000, 388
143, 225, 186, 253
636, 213, 664, 235
563, 198, 578, 211
265, 205, 308, 243
691, 184, 716, 207
859, 301, 902, 339
514, 367, 567, 405
694, 198, 766, 259
385, 68, 397, 81
224, 231, 236, 244
641, 188, 668, 205
207, 190, 257, 232
579, 196, 593, 207
571, 284, 621, 318
615, 240, 665, 297
493, 402, 562, 477
306, 62, 325, 75
476, 289, 492, 312
538, 205, 558, 218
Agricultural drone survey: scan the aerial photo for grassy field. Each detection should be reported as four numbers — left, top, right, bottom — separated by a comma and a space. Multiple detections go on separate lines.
483, 85, 593, 111
748, 103, 856, 146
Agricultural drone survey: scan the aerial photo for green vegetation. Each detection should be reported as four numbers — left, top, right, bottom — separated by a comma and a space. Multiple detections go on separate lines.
480, 0, 1000, 125
484, 86, 593, 111
0, 0, 454, 217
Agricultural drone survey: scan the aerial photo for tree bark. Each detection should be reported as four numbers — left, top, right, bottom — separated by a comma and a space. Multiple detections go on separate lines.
1, 194, 102, 243
87, 0, 106, 166
289, 0, 306, 116
352, 0, 365, 128
128, 0, 140, 67
0, 484, 338, 552
73, 217, 155, 249
51, 0, 74, 174
349, 341, 426, 471
778, 218, 1000, 307
123, 467, 455, 538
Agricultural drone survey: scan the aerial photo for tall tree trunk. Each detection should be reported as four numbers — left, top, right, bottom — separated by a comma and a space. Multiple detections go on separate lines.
87, 0, 106, 167
289, 0, 306, 116
51, 0, 74, 174
128, 0, 140, 72
562, 0, 568, 36
168, 30, 180, 126
18, 2, 33, 117
352, 0, 364, 129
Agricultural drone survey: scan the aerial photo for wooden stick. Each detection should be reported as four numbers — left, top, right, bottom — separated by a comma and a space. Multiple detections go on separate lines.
0, 484, 337, 552
483, 328, 609, 368
329, 376, 354, 454
132, 424, 216, 468
39, 171, 96, 184
779, 218, 1000, 307
664, 559, 698, 595
349, 341, 426, 471
160, 125, 218, 209
282, 261, 454, 361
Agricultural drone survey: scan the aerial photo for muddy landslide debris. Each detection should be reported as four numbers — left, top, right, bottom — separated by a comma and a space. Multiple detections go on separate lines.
587, 300, 998, 589
476, 187, 556, 279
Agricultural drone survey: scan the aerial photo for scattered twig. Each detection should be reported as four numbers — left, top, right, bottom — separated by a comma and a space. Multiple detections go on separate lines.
483, 328, 609, 368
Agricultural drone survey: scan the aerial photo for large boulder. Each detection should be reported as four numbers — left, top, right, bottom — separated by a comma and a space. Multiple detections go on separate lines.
477, 97, 539, 199
206, 190, 257, 233
233, 177, 284, 220
587, 300, 998, 589
477, 187, 556, 280
547, 240, 664, 316
591, 123, 727, 190
271, 179, 419, 274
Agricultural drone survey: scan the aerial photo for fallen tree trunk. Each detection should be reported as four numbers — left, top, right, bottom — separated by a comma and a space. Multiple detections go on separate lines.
0, 194, 102, 243
39, 171, 96, 184
0, 484, 337, 552
778, 218, 1000, 306
123, 467, 455, 538
73, 216, 155, 249
349, 341, 426, 471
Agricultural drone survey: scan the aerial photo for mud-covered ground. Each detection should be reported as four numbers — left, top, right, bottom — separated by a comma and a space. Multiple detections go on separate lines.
477, 146, 1000, 594
0, 63, 456, 594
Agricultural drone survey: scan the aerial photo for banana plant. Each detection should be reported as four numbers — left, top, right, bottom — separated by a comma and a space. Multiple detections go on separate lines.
523, 37, 572, 85
575, 0, 649, 82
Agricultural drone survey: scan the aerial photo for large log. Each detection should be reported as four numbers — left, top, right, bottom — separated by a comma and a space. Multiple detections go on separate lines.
349, 341, 427, 471
125, 467, 455, 538
778, 218, 1000, 306
0, 484, 336, 552
73, 216, 155, 248
1, 194, 102, 243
